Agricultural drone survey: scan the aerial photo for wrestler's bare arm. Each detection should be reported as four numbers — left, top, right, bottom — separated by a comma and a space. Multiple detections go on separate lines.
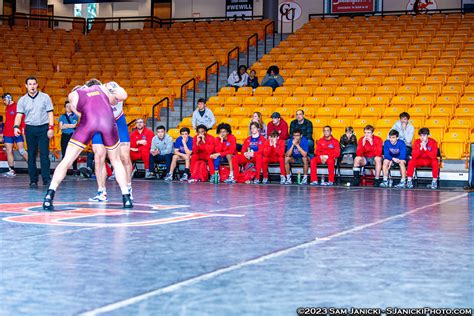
104, 82, 128, 102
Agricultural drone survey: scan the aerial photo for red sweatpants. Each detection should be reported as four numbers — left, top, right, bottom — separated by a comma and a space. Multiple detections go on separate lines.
262, 155, 285, 178
130, 149, 150, 170
407, 158, 439, 178
191, 153, 214, 172
232, 154, 262, 178
310, 156, 336, 183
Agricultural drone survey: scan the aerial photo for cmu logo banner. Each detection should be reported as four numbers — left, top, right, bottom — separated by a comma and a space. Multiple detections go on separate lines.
0, 202, 243, 227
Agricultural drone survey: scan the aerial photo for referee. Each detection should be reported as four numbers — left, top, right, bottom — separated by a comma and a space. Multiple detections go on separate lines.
14, 76, 55, 188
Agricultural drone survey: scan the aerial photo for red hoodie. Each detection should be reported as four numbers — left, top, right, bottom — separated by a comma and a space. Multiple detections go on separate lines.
356, 135, 383, 158
130, 127, 154, 151
214, 134, 237, 156
412, 138, 438, 160
241, 134, 266, 155
316, 136, 341, 158
267, 118, 289, 140
4, 102, 25, 137
263, 138, 286, 157
192, 133, 215, 155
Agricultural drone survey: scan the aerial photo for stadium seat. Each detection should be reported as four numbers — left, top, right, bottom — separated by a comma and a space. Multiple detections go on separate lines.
243, 96, 263, 107
449, 118, 471, 134
235, 87, 254, 97
442, 132, 467, 159
424, 118, 447, 141
352, 118, 375, 136
430, 106, 453, 120
254, 86, 273, 97
225, 96, 243, 108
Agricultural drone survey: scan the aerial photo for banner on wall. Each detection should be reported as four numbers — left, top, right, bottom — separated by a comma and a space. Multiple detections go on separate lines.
279, 1, 302, 22
226, 0, 254, 18
462, 0, 474, 12
406, 0, 438, 11
331, 0, 375, 13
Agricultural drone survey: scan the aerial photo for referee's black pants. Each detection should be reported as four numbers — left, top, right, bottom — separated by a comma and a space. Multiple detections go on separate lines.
25, 124, 51, 184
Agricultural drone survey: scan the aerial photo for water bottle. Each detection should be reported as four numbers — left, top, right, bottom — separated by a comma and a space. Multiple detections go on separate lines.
297, 172, 301, 184
214, 170, 219, 184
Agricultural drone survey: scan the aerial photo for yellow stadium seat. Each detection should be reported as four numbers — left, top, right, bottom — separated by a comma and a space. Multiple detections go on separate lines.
317, 107, 337, 119
325, 96, 346, 107
390, 95, 412, 109
213, 107, 231, 117
284, 78, 302, 87
442, 132, 467, 159
352, 118, 375, 136
218, 87, 236, 97
408, 105, 430, 119
464, 85, 474, 96
313, 86, 334, 97
207, 96, 226, 108
382, 106, 407, 119
425, 75, 446, 86
303, 77, 322, 88
449, 118, 472, 134
298, 106, 316, 118
425, 118, 448, 141
397, 85, 419, 97
253, 107, 272, 118
354, 86, 375, 98
360, 107, 383, 119
376, 86, 398, 97
224, 96, 243, 108
430, 106, 453, 119
254, 86, 273, 97
322, 77, 342, 88
264, 96, 283, 107
304, 96, 325, 108
459, 96, 474, 107
178, 117, 193, 128
273, 86, 293, 97
168, 128, 181, 140
220, 117, 240, 127
232, 107, 252, 118
233, 129, 247, 142
238, 118, 250, 130
234, 87, 253, 97
346, 96, 367, 107
368, 96, 390, 107
338, 106, 360, 119
310, 118, 329, 129
284, 96, 305, 108
413, 95, 434, 107
447, 75, 468, 85
441, 85, 463, 97
436, 95, 458, 111
330, 118, 351, 139
274, 107, 294, 119
334, 86, 354, 97
243, 96, 263, 107
454, 107, 474, 124
293, 86, 313, 97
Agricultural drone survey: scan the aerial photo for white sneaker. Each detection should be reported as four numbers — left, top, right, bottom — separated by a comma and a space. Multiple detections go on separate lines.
88, 191, 108, 202
224, 176, 236, 184
285, 176, 292, 185
280, 175, 286, 184
3, 170, 16, 178
300, 175, 308, 185
262, 178, 268, 184
180, 173, 189, 182
164, 173, 173, 181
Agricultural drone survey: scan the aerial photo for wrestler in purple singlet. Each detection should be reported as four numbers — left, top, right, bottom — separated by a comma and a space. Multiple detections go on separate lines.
69, 85, 120, 150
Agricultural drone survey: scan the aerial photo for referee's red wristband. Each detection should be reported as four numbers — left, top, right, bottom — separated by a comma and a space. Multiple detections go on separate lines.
48, 125, 54, 130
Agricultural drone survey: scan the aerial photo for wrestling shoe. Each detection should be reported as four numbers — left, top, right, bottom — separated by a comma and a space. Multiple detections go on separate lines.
88, 191, 108, 202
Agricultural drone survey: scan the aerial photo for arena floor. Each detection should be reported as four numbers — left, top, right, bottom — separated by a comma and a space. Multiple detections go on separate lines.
0, 175, 472, 315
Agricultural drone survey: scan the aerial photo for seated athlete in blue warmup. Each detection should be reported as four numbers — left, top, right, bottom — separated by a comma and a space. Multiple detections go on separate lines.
380, 129, 407, 188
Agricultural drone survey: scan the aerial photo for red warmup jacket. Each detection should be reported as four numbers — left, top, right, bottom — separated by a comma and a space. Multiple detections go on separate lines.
267, 118, 289, 140
4, 103, 25, 137
130, 127, 155, 151
356, 135, 383, 158
316, 136, 341, 159
214, 134, 237, 156
192, 133, 215, 155
412, 138, 438, 160
241, 134, 266, 155
263, 138, 286, 157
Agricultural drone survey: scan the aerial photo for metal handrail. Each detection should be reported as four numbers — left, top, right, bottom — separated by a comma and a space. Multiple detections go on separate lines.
263, 20, 275, 54
162, 15, 264, 24
179, 78, 196, 121
4, 13, 86, 32
152, 97, 170, 131
127, 119, 137, 128
227, 46, 240, 77
308, 7, 465, 20
246, 33, 258, 67
87, 16, 163, 31
204, 61, 219, 101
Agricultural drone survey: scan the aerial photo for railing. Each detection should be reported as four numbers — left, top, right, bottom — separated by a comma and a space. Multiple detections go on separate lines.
87, 16, 163, 31
227, 46, 240, 77
0, 13, 87, 33
246, 33, 258, 67
179, 78, 196, 121
127, 119, 137, 128
152, 97, 170, 131
162, 15, 264, 25
308, 7, 465, 20
263, 20, 275, 55
280, 8, 296, 40
204, 61, 220, 102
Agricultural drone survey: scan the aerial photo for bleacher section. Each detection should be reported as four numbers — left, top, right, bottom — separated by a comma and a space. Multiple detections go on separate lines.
186, 14, 474, 160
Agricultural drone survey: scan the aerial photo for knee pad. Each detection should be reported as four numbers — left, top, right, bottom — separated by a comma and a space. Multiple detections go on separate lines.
19, 148, 27, 156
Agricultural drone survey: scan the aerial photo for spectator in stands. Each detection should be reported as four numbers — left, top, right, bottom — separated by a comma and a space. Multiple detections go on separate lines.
192, 98, 216, 130
249, 112, 267, 138
229, 122, 265, 184
129, 118, 155, 176
262, 130, 286, 184
0, 115, 4, 143
340, 126, 357, 149
211, 123, 237, 183
14, 76, 54, 188
190, 124, 215, 182
165, 127, 193, 182
227, 65, 249, 90
284, 128, 309, 185
406, 128, 439, 190
380, 129, 407, 188
59, 100, 79, 175
2, 93, 28, 178
310, 126, 340, 186
389, 112, 414, 153
261, 65, 284, 91
147, 125, 174, 179
247, 69, 259, 90
290, 109, 314, 153
267, 112, 289, 141
352, 125, 383, 187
